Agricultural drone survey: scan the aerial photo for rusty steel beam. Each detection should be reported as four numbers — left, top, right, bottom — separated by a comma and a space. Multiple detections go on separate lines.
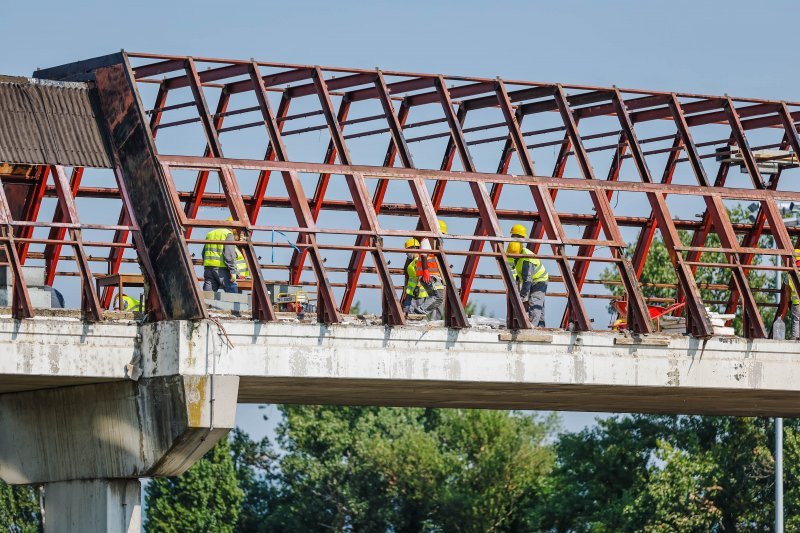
494, 79, 591, 331
434, 76, 531, 329
288, 94, 351, 284
339, 98, 412, 314
249, 62, 339, 323
311, 67, 405, 325
375, 71, 469, 328
94, 58, 206, 320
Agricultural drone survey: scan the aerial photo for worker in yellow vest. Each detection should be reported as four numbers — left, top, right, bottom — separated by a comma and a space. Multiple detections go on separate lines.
203, 221, 250, 293
115, 293, 142, 312
788, 249, 800, 340
402, 238, 444, 319
417, 219, 448, 319
507, 224, 548, 327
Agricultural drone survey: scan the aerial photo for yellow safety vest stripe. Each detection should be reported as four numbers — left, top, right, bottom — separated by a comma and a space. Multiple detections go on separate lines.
789, 275, 800, 305
203, 228, 233, 268
405, 260, 429, 298
235, 250, 250, 277
512, 248, 548, 283
121, 295, 142, 312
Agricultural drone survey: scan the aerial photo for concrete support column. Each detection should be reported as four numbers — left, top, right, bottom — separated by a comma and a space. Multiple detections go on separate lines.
0, 374, 238, 529
44, 480, 141, 533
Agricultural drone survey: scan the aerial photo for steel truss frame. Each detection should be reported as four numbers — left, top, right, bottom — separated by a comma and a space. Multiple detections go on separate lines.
6, 51, 800, 338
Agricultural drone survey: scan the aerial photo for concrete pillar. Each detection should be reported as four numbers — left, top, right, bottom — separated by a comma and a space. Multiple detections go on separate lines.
44, 480, 141, 533
0, 374, 238, 529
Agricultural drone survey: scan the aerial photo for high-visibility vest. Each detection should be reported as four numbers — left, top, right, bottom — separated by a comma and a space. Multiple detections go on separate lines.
789, 275, 800, 305
405, 260, 429, 299
236, 252, 250, 278
203, 228, 233, 268
414, 255, 445, 290
120, 294, 142, 312
509, 248, 548, 283
203, 228, 249, 277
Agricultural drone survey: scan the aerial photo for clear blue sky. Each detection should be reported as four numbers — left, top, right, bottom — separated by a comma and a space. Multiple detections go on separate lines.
3, 0, 794, 435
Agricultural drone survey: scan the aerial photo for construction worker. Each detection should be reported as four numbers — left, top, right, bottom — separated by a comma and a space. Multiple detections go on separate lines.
789, 249, 800, 340
202, 220, 250, 293
117, 293, 142, 312
403, 238, 444, 319
417, 219, 448, 319
507, 224, 548, 327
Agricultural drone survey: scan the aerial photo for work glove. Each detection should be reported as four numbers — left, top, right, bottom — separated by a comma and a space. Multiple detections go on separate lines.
420, 268, 432, 284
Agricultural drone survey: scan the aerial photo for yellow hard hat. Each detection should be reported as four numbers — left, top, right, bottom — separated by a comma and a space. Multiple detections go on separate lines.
226, 216, 234, 222
438, 219, 447, 234
795, 248, 800, 260
405, 238, 421, 249
510, 224, 527, 238
507, 241, 522, 255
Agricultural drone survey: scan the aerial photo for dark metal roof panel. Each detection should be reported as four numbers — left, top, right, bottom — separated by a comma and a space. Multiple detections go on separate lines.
0, 77, 112, 168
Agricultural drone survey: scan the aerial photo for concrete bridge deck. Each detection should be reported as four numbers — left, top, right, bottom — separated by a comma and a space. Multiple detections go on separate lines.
2, 312, 799, 417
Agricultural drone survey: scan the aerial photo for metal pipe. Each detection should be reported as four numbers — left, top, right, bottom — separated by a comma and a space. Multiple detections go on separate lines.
776, 416, 784, 533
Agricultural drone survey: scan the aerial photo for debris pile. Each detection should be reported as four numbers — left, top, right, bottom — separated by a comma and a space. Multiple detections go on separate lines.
660, 308, 736, 336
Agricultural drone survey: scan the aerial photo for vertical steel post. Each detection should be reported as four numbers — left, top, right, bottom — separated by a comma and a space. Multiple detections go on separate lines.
311, 67, 405, 325
249, 62, 339, 323
434, 76, 530, 329
776, 416, 784, 533
374, 71, 469, 328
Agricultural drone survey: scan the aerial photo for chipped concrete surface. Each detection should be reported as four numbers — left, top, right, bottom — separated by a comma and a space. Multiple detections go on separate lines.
3, 314, 800, 415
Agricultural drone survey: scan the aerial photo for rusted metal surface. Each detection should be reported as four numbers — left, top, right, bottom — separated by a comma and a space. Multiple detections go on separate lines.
0, 51, 797, 336
93, 58, 205, 320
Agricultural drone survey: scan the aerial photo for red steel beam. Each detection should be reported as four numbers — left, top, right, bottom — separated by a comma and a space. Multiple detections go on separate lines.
311, 67, 404, 325
250, 62, 344, 323
288, 95, 351, 284
51, 165, 102, 321
494, 79, 591, 330
375, 71, 469, 328
434, 76, 531, 329
339, 99, 410, 314
0, 178, 33, 318
44, 167, 84, 286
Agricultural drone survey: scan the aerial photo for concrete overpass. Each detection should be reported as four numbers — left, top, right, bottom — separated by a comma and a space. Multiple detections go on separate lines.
4, 49, 800, 530
3, 314, 799, 416
2, 313, 800, 529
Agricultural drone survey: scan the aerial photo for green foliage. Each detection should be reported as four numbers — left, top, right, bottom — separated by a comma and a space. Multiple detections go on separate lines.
465, 300, 494, 317
0, 482, 39, 532
536, 415, 798, 532
263, 406, 554, 532
145, 437, 243, 533
637, 441, 722, 532
229, 428, 277, 531
600, 205, 777, 335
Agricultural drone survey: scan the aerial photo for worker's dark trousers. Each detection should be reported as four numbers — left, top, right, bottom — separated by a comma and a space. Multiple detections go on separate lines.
528, 281, 547, 328
792, 302, 800, 340
203, 267, 239, 293
420, 276, 445, 320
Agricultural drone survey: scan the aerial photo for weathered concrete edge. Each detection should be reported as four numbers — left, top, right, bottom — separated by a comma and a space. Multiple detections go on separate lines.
154, 320, 800, 395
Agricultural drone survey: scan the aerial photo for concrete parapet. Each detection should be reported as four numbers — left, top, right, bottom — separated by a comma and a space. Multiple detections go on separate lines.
140, 320, 800, 417
0, 374, 239, 484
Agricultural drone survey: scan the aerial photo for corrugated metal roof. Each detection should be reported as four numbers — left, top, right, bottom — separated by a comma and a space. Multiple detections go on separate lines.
0, 77, 112, 168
